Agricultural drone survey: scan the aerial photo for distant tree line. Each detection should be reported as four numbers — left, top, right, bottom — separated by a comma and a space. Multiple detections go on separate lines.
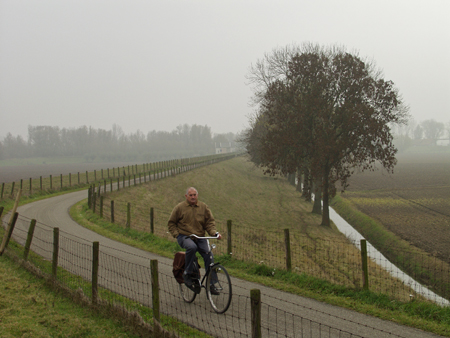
391, 118, 450, 152
0, 124, 238, 162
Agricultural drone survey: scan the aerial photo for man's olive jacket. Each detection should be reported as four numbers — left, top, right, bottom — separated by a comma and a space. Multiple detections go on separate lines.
168, 200, 217, 238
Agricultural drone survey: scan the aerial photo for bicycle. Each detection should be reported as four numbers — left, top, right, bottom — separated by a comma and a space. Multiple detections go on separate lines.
177, 234, 232, 314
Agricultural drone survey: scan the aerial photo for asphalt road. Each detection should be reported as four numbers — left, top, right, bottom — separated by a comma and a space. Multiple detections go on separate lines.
3, 189, 444, 338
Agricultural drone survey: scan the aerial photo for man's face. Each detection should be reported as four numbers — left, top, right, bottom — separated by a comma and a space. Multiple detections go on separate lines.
185, 189, 198, 205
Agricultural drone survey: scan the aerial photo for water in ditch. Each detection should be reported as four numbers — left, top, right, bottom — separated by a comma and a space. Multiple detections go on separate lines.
329, 206, 449, 306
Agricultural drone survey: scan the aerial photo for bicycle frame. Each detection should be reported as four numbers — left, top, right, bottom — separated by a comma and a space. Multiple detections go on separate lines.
178, 234, 232, 314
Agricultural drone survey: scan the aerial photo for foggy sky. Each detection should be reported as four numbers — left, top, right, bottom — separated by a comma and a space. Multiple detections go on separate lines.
1, 0, 449, 140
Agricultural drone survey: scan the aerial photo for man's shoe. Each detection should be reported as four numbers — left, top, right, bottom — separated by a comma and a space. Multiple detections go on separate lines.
192, 279, 201, 294
183, 273, 193, 287
209, 284, 220, 295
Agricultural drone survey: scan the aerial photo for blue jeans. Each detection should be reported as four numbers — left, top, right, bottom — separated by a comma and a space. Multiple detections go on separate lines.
177, 235, 216, 282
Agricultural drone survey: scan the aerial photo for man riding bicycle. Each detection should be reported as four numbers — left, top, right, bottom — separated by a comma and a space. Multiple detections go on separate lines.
168, 187, 222, 294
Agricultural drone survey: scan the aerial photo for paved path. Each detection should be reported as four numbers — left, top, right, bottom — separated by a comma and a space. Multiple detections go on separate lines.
2, 189, 444, 338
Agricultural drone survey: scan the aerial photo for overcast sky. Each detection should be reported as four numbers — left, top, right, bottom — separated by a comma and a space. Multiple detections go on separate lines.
1, 0, 449, 140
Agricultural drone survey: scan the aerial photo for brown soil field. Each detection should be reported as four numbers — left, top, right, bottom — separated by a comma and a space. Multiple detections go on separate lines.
342, 150, 450, 263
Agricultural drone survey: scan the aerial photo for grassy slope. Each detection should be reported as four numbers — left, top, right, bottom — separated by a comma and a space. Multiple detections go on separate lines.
72, 155, 450, 336
2, 155, 450, 337
0, 254, 140, 338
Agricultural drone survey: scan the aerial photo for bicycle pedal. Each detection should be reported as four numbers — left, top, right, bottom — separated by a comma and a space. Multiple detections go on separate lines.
193, 280, 201, 294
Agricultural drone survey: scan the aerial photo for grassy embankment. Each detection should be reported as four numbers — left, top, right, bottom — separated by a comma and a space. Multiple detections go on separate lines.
0, 255, 143, 338
0, 156, 219, 338
1, 154, 450, 337
71, 155, 450, 336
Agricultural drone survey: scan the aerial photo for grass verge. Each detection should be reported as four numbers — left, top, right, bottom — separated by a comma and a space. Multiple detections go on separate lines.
70, 162, 450, 337
0, 253, 141, 338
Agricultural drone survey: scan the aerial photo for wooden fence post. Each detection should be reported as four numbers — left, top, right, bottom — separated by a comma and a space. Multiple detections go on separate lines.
151, 260, 160, 322
100, 196, 103, 218
0, 189, 22, 255
150, 207, 154, 234
24, 219, 37, 261
251, 289, 261, 338
10, 181, 15, 197
284, 229, 292, 272
29, 178, 32, 195
78, 172, 80, 185
69, 173, 72, 187
92, 241, 99, 304
227, 220, 232, 255
92, 189, 97, 213
87, 186, 92, 209
111, 200, 115, 223
52, 227, 59, 278
126, 202, 131, 228
86, 171, 89, 184
0, 212, 18, 256
361, 239, 369, 290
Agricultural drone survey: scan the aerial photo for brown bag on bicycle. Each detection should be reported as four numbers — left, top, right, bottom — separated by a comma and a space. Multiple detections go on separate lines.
173, 252, 186, 284
173, 251, 201, 284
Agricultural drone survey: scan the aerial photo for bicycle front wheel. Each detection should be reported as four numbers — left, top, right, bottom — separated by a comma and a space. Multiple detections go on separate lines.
206, 264, 232, 314
179, 282, 197, 303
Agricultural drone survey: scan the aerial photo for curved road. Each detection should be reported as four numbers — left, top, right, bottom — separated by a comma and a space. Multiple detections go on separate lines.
3, 189, 443, 338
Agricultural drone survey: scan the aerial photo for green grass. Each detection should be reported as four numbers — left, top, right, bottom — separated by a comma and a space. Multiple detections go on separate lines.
2, 154, 450, 337
71, 156, 450, 336
0, 254, 141, 338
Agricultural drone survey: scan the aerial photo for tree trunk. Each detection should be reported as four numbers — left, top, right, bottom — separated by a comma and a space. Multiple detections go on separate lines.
321, 170, 330, 226
295, 168, 302, 192
312, 179, 322, 215
302, 166, 311, 202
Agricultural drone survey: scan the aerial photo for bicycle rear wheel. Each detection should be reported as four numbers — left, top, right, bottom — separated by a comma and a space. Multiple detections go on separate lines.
206, 264, 232, 314
179, 282, 197, 303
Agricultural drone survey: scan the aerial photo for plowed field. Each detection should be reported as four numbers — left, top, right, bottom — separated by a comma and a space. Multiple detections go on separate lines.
343, 151, 450, 263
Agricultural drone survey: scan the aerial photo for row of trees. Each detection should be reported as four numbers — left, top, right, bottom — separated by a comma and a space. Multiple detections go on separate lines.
241, 43, 408, 226
0, 124, 238, 162
391, 119, 450, 152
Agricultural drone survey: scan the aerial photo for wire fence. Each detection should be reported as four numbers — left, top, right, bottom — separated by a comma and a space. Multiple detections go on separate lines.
1, 153, 448, 337
0, 153, 233, 200
96, 190, 450, 307
3, 212, 410, 338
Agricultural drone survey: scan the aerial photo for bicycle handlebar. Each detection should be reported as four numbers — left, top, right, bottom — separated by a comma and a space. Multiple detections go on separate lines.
189, 234, 220, 240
